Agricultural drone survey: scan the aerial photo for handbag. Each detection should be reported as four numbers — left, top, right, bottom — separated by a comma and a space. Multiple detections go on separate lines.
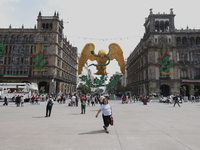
110, 116, 114, 126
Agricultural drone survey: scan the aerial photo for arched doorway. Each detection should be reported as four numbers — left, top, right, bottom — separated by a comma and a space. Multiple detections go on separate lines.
160, 85, 170, 96
38, 81, 49, 93
180, 85, 189, 96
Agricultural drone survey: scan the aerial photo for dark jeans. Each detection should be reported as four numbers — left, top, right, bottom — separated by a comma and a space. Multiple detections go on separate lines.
46, 106, 52, 117
76, 100, 78, 107
3, 101, 8, 106
173, 101, 180, 107
81, 105, 85, 114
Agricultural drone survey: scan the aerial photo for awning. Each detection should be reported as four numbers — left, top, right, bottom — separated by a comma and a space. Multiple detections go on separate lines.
3, 74, 29, 79
181, 79, 200, 83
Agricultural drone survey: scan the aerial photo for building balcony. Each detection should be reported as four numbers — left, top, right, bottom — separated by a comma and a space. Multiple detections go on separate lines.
180, 77, 189, 79
159, 77, 171, 80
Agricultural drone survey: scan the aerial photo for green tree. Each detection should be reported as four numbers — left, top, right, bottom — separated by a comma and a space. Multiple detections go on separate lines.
180, 86, 186, 96
77, 83, 91, 94
39, 86, 45, 93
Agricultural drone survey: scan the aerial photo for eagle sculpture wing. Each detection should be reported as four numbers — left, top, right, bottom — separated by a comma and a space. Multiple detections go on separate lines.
78, 43, 98, 75
107, 43, 125, 74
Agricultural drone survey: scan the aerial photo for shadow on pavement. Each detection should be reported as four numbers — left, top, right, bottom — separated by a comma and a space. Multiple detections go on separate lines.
79, 130, 105, 135
68, 113, 79, 115
32, 116, 46, 118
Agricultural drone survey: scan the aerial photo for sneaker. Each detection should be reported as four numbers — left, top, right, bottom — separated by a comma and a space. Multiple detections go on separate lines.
106, 131, 109, 134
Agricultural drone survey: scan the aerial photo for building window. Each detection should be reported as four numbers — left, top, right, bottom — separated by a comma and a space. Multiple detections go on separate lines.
25, 46, 30, 53
4, 57, 7, 65
46, 23, 49, 29
24, 69, 28, 75
25, 57, 29, 64
57, 70, 60, 76
0, 68, 2, 75
0, 35, 3, 43
42, 71, 47, 76
0, 57, 3, 64
181, 68, 187, 78
8, 57, 11, 64
29, 35, 34, 43
57, 59, 60, 66
58, 48, 61, 55
176, 37, 181, 46
42, 23, 45, 29
44, 35, 49, 41
50, 23, 53, 29
17, 36, 21, 43
182, 37, 187, 46
23, 35, 28, 43
4, 35, 9, 43
169, 39, 171, 43
10, 35, 15, 43
44, 46, 48, 52
11, 70, 15, 75
31, 46, 35, 54
155, 39, 157, 42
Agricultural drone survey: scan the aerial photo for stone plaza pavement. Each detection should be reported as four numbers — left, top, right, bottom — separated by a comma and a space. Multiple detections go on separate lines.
0, 100, 200, 150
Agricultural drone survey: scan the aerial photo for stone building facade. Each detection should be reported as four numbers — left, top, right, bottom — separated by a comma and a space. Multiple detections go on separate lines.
0, 11, 77, 94
127, 9, 200, 97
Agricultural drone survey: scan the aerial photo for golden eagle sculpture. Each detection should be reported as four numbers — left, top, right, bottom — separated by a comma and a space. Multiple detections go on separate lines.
78, 43, 125, 75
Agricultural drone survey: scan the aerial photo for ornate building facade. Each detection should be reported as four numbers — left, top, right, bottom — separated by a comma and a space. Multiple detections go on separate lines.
0, 11, 77, 94
127, 9, 200, 97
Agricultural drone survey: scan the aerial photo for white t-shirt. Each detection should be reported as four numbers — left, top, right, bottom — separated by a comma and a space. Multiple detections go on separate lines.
100, 96, 105, 102
100, 104, 111, 116
71, 96, 76, 102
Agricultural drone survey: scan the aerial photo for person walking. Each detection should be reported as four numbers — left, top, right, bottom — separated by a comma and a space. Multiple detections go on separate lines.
31, 95, 35, 104
99, 94, 105, 104
91, 96, 95, 106
191, 95, 195, 103
80, 94, 86, 114
86, 94, 90, 106
21, 95, 24, 107
122, 95, 125, 104
113, 94, 116, 101
173, 95, 181, 107
71, 94, 76, 107
16, 95, 20, 107
45, 96, 54, 117
95, 98, 112, 134
75, 94, 79, 107
3, 96, 8, 106
63, 95, 66, 104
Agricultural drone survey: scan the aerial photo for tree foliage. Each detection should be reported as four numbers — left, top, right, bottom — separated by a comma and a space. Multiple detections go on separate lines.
77, 83, 91, 94
39, 86, 45, 93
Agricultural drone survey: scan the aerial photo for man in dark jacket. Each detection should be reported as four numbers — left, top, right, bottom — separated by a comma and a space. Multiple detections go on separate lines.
16, 95, 20, 107
45, 96, 54, 117
3, 96, 8, 106
173, 95, 181, 107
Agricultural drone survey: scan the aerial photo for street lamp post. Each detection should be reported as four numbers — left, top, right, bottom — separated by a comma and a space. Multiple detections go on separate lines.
52, 69, 55, 96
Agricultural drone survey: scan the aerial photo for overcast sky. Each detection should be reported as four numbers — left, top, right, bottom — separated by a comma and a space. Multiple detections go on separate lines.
0, 0, 199, 79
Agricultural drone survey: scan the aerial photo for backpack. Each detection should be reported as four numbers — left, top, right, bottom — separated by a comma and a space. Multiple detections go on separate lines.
47, 99, 53, 107
82, 99, 86, 105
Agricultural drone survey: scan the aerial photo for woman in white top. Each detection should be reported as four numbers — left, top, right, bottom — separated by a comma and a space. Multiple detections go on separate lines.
95, 98, 112, 133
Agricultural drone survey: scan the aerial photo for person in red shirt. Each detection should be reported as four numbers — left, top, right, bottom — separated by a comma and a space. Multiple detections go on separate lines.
80, 94, 86, 114
31, 96, 35, 104
122, 95, 125, 104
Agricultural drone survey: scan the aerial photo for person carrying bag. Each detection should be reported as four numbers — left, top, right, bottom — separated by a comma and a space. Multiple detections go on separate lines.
96, 98, 112, 134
